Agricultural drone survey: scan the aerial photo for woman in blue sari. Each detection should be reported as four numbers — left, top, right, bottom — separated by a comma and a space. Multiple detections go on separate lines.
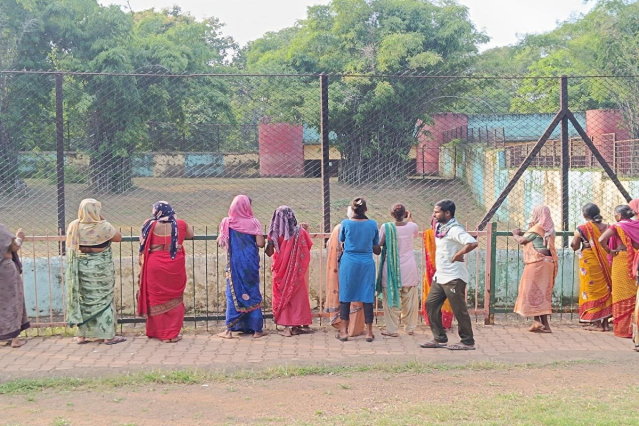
218, 195, 266, 338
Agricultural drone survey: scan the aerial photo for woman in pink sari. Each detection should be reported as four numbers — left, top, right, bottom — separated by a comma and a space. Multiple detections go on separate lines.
599, 204, 639, 338
218, 195, 266, 339
266, 206, 313, 337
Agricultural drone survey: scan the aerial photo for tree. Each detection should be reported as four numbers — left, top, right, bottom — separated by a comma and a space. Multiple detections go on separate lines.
244, 0, 487, 184
43, 1, 236, 192
0, 0, 51, 195
499, 0, 639, 123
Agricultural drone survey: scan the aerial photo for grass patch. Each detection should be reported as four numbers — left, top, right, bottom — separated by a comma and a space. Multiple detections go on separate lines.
0, 359, 599, 396
302, 386, 639, 425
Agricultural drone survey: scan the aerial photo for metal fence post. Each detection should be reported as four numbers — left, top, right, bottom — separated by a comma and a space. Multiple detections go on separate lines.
320, 73, 331, 234
484, 221, 497, 325
55, 73, 66, 252
560, 76, 569, 247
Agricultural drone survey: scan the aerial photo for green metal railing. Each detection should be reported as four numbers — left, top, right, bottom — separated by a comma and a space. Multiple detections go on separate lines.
486, 223, 579, 323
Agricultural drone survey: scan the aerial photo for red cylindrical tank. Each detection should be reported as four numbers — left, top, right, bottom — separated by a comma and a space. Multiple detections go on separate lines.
417, 113, 468, 175
258, 123, 304, 177
585, 109, 630, 169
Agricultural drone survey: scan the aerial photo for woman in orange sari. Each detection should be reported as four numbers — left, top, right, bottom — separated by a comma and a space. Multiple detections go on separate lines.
422, 221, 454, 329
512, 205, 558, 333
570, 203, 612, 331
266, 206, 313, 337
631, 200, 639, 350
324, 207, 365, 337
599, 205, 639, 339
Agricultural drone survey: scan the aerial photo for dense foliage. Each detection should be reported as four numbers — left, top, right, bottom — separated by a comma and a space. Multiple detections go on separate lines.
1, 0, 638, 192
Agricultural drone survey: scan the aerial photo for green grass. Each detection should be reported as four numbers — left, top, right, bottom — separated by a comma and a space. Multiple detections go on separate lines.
298, 387, 639, 426
0, 359, 599, 396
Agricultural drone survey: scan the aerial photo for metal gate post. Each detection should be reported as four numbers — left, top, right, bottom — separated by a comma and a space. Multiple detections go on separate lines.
560, 76, 570, 246
320, 74, 331, 234
55, 73, 66, 252
484, 222, 496, 325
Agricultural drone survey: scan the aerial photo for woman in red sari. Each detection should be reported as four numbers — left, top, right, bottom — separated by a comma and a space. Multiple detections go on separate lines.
266, 206, 313, 337
137, 202, 194, 343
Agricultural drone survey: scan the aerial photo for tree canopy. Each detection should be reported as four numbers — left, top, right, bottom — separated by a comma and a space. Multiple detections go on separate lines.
244, 0, 488, 183
1, 0, 639, 193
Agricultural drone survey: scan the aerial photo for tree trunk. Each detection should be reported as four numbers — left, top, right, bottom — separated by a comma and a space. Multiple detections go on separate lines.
0, 118, 26, 196
88, 152, 133, 193
338, 131, 411, 185
88, 116, 134, 193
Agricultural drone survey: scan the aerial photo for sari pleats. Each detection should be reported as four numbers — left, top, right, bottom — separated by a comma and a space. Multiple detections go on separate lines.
0, 257, 30, 340
611, 251, 636, 338
225, 229, 263, 333
66, 248, 116, 339
422, 229, 453, 329
137, 221, 188, 340
514, 225, 557, 318
577, 223, 612, 323
325, 225, 364, 336
271, 230, 313, 327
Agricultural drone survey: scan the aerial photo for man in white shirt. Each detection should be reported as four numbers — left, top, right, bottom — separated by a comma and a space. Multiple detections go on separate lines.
420, 200, 478, 350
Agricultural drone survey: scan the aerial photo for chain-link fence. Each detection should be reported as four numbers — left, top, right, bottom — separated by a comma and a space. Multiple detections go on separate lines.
2, 71, 638, 325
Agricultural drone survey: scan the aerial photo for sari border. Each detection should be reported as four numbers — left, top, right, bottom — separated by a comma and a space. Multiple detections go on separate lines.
149, 297, 184, 316
0, 322, 31, 340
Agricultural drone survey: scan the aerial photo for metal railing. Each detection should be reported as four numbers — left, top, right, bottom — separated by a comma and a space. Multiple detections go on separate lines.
19, 228, 500, 331
485, 226, 579, 323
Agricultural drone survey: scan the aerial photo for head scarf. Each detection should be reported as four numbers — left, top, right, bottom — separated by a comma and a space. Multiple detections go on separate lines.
218, 195, 263, 248
629, 199, 639, 217
268, 206, 299, 253
434, 217, 460, 239
0, 224, 14, 254
529, 205, 556, 240
0, 224, 21, 271
139, 201, 179, 259
66, 199, 117, 253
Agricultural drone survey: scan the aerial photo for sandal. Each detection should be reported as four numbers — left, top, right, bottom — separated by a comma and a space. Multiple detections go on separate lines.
162, 336, 183, 343
74, 337, 89, 345
381, 331, 399, 337
446, 343, 476, 351
335, 333, 348, 342
104, 336, 127, 345
419, 340, 447, 349
365, 334, 375, 343
532, 328, 552, 334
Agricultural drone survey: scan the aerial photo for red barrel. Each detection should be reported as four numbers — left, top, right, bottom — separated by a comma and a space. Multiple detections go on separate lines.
258, 123, 304, 177
417, 113, 468, 175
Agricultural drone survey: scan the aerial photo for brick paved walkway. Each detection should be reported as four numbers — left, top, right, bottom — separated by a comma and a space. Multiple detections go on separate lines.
1, 322, 636, 380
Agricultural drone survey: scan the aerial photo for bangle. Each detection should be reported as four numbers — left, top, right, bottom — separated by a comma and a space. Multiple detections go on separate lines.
15, 238, 23, 244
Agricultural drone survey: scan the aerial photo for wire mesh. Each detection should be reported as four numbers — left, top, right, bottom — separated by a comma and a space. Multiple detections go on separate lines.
2, 71, 639, 323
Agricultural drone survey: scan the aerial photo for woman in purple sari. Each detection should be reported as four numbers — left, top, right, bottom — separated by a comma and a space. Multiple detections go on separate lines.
0, 225, 29, 348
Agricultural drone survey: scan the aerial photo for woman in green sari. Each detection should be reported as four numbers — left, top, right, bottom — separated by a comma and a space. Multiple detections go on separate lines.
65, 199, 126, 345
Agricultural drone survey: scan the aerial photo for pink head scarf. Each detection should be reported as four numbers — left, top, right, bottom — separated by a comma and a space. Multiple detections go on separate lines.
530, 205, 555, 238
629, 199, 639, 216
218, 195, 263, 248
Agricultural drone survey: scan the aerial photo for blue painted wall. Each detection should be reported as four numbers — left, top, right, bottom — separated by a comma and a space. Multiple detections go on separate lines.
21, 257, 64, 317
468, 112, 587, 142
184, 154, 224, 177
131, 153, 154, 177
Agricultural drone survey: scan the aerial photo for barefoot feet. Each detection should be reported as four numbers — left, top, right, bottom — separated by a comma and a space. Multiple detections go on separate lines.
217, 330, 234, 339
10, 338, 25, 348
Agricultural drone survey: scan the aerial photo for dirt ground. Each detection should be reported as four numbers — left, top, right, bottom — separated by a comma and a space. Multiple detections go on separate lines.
1, 357, 638, 426
0, 176, 483, 235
